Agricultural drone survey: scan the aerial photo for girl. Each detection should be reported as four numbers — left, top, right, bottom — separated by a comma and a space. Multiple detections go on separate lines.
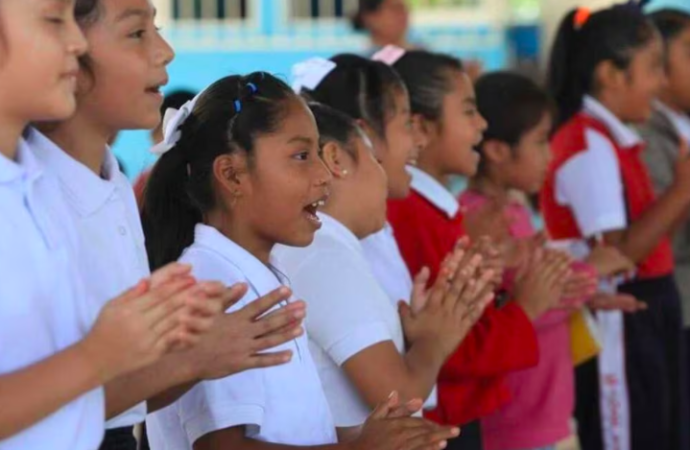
0, 1, 212, 448
274, 101, 496, 439
351, 0, 412, 53
639, 8, 690, 399
465, 71, 644, 450
32, 1, 307, 449
141, 72, 460, 450
542, 4, 690, 450
385, 48, 572, 450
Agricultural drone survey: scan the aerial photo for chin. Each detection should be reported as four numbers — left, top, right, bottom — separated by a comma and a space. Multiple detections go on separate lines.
283, 232, 317, 248
41, 98, 78, 122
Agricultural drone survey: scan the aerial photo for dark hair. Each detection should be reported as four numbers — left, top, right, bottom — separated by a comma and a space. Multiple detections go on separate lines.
392, 50, 463, 122
160, 90, 198, 120
302, 53, 405, 140
308, 102, 361, 161
475, 71, 555, 174
142, 72, 296, 270
547, 3, 658, 128
649, 9, 690, 58
74, 0, 103, 78
351, 0, 385, 31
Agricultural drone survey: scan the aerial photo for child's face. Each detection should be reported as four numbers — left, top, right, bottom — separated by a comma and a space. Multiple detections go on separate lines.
506, 112, 553, 195
0, 0, 87, 123
618, 36, 665, 123
435, 71, 487, 177
378, 88, 417, 199
665, 27, 690, 111
239, 98, 332, 248
367, 0, 409, 44
77, 0, 174, 132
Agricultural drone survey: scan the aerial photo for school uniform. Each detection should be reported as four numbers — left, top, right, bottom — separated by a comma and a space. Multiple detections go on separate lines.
274, 213, 408, 428
28, 129, 148, 450
0, 138, 104, 449
146, 224, 336, 449
540, 96, 689, 450
387, 167, 539, 450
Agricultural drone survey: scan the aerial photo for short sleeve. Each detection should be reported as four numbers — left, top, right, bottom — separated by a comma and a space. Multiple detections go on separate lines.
291, 252, 394, 366
555, 129, 627, 238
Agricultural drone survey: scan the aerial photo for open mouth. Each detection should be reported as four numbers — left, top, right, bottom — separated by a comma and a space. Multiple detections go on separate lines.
303, 198, 327, 227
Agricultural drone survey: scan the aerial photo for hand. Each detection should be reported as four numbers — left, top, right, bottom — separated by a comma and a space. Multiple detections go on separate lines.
560, 257, 598, 301
504, 232, 547, 269
585, 245, 635, 278
462, 197, 511, 244
514, 249, 571, 320
351, 391, 460, 450
402, 250, 495, 359
180, 286, 306, 380
77, 268, 205, 383
588, 293, 647, 313
470, 236, 505, 289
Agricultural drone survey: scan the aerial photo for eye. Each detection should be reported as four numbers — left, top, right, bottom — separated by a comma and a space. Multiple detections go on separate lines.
129, 29, 146, 39
45, 17, 65, 25
293, 151, 310, 161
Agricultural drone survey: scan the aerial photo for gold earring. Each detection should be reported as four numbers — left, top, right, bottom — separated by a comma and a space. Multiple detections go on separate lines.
341, 170, 349, 176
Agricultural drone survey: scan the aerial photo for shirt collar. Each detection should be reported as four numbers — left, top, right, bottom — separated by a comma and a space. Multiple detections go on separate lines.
583, 95, 643, 149
27, 127, 117, 216
408, 166, 459, 218
655, 100, 690, 144
192, 223, 289, 292
317, 212, 364, 256
0, 137, 43, 185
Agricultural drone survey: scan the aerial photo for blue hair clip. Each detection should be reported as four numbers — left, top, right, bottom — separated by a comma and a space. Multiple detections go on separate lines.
247, 82, 258, 94
234, 99, 242, 113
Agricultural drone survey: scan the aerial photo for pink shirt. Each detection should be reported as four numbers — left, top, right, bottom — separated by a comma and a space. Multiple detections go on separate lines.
460, 191, 583, 450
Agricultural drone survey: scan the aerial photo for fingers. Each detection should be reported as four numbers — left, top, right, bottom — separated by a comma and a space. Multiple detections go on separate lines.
386, 398, 423, 419
149, 263, 192, 289
244, 350, 294, 369
138, 276, 196, 315
114, 279, 149, 304
401, 425, 461, 450
250, 301, 306, 339
242, 287, 292, 319
369, 391, 400, 421
589, 294, 647, 313
220, 283, 249, 311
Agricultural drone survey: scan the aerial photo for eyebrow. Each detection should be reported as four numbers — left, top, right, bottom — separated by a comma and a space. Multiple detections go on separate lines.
463, 97, 477, 106
287, 136, 315, 145
115, 7, 156, 23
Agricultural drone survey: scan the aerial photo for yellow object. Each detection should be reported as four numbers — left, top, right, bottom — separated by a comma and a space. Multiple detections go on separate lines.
570, 308, 601, 366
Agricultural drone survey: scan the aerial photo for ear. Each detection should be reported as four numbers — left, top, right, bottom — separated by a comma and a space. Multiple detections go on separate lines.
213, 153, 249, 201
321, 141, 351, 179
595, 60, 627, 92
481, 139, 512, 165
411, 113, 431, 150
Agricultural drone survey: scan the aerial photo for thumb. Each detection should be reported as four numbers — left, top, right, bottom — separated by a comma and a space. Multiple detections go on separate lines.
399, 301, 413, 323
369, 391, 400, 421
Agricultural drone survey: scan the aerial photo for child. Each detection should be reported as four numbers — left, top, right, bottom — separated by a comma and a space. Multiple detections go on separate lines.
31, 1, 307, 449
274, 102, 495, 440
465, 71, 644, 450
542, 5, 690, 450
639, 8, 690, 402
351, 0, 412, 53
0, 1, 211, 448
386, 48, 572, 450
141, 72, 460, 450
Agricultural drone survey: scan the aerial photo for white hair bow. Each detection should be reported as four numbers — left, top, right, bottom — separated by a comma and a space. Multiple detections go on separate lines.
291, 57, 337, 93
372, 45, 406, 66
150, 92, 203, 156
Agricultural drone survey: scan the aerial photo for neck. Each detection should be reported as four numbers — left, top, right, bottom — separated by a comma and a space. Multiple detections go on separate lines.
205, 209, 274, 265
658, 90, 684, 113
41, 112, 112, 176
468, 174, 510, 201
416, 155, 448, 188
594, 92, 630, 124
0, 117, 25, 161
321, 188, 370, 239
371, 33, 407, 49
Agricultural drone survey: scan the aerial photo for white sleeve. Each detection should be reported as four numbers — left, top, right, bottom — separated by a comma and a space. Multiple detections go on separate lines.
291, 252, 394, 366
555, 128, 627, 238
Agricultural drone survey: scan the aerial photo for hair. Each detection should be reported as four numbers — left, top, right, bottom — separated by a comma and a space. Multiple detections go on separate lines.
648, 9, 690, 61
392, 50, 463, 123
547, 3, 658, 128
141, 72, 296, 270
351, 0, 386, 31
301, 53, 405, 140
160, 89, 198, 120
474, 71, 555, 175
308, 102, 361, 161
74, 0, 103, 79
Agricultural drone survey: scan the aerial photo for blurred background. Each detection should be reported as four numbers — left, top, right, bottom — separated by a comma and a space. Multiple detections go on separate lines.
114, 0, 689, 178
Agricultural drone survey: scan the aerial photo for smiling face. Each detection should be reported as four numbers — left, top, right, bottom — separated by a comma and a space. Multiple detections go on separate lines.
75, 0, 174, 133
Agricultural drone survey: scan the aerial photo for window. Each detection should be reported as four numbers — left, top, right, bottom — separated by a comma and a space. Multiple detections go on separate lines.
172, 0, 249, 20
290, 0, 358, 19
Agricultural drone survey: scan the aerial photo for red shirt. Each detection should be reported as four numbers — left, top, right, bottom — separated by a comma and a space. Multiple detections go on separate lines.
387, 169, 538, 425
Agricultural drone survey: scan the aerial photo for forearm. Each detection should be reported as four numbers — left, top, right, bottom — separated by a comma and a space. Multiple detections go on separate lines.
400, 339, 447, 403
0, 342, 101, 439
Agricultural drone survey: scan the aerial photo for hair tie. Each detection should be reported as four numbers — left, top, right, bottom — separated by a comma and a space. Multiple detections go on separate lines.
151, 89, 206, 156
291, 57, 337, 93
234, 99, 242, 113
247, 82, 258, 94
574, 7, 591, 29
372, 45, 406, 66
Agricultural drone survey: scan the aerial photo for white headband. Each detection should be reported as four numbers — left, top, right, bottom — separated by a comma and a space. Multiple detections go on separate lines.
150, 91, 204, 157
291, 57, 337, 93
372, 45, 406, 66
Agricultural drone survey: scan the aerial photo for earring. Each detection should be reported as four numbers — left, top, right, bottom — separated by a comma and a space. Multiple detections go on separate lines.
341, 170, 349, 176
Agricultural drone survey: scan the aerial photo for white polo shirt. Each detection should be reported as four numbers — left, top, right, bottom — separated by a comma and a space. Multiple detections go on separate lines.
0, 139, 104, 449
146, 224, 336, 449
361, 224, 413, 306
554, 96, 637, 238
274, 213, 406, 427
28, 128, 149, 428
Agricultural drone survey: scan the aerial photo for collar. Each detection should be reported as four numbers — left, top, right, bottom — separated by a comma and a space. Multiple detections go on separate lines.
655, 100, 690, 144
317, 212, 364, 256
583, 95, 643, 148
408, 166, 459, 218
27, 128, 117, 216
0, 137, 43, 185
193, 224, 289, 292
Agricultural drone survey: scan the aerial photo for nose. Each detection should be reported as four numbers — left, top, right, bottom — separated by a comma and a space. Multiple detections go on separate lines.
67, 19, 89, 57
314, 157, 333, 188
154, 32, 176, 67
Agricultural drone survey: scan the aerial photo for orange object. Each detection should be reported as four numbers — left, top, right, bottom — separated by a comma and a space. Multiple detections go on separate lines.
574, 7, 591, 29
